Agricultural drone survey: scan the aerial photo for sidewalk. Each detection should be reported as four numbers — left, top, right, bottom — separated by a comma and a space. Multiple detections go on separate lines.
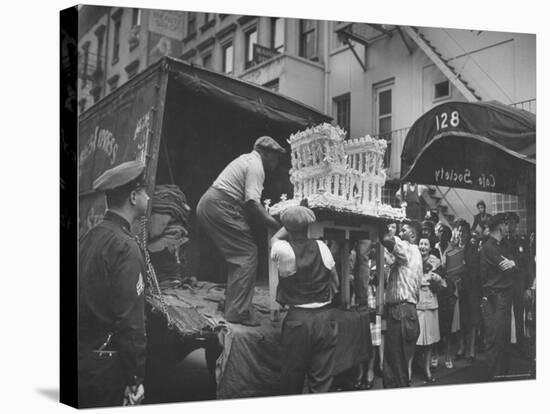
359, 349, 535, 391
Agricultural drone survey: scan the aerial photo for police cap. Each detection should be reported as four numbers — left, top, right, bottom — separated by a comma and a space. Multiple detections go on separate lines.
487, 213, 507, 230
93, 160, 146, 192
253, 136, 286, 153
505, 211, 520, 224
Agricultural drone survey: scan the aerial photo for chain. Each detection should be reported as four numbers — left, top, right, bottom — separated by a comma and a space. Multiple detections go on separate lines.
136, 216, 174, 327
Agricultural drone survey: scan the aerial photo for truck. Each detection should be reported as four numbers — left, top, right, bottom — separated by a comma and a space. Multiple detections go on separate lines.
78, 56, 354, 399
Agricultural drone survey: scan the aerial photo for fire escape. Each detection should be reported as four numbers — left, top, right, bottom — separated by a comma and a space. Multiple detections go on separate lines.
335, 24, 483, 221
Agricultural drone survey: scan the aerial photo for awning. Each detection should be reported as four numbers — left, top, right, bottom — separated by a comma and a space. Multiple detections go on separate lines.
400, 100, 535, 194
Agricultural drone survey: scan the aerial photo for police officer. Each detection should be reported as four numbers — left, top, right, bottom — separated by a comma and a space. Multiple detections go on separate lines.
501, 211, 528, 352
78, 160, 150, 408
480, 213, 517, 381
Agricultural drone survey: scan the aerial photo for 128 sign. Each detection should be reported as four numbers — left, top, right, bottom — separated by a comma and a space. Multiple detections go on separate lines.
435, 110, 460, 131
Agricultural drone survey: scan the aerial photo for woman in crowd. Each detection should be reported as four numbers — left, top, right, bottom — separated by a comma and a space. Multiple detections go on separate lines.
459, 221, 482, 363
445, 223, 468, 363
431, 223, 454, 369
432, 223, 453, 369
416, 237, 446, 382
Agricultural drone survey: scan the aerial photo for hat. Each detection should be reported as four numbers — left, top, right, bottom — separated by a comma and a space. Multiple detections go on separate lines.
487, 213, 507, 230
93, 160, 146, 192
280, 205, 316, 232
253, 136, 286, 153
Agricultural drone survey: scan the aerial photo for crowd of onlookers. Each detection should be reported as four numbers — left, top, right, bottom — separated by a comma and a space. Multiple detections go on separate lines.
344, 200, 536, 389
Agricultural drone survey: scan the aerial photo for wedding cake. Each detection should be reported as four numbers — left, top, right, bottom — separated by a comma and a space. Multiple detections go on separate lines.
268, 123, 405, 220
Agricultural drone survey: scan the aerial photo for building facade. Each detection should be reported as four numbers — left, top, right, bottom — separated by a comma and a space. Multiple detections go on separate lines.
77, 6, 536, 233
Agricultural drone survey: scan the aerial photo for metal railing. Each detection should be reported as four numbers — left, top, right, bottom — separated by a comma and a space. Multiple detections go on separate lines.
510, 98, 536, 114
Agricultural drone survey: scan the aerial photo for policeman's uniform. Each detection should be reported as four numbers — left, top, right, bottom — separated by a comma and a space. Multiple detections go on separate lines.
501, 212, 527, 348
270, 206, 338, 394
78, 161, 147, 408
480, 213, 515, 380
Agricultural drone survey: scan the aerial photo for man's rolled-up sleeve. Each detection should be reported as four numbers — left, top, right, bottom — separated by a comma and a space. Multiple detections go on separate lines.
392, 237, 409, 265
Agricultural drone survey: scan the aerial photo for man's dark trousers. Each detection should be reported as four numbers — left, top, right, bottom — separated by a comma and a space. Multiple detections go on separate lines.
512, 280, 525, 347
280, 307, 338, 394
481, 289, 513, 380
383, 303, 420, 388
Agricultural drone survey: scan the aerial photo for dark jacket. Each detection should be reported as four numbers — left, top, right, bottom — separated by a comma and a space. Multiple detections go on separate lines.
78, 211, 147, 385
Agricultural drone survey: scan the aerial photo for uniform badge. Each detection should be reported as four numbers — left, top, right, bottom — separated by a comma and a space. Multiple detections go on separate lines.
136, 272, 144, 296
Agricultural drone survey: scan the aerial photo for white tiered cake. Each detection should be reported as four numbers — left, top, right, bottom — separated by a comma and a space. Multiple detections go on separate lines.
269, 123, 405, 220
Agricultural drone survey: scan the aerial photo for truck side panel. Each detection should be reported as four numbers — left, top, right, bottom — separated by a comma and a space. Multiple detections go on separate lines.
78, 69, 166, 235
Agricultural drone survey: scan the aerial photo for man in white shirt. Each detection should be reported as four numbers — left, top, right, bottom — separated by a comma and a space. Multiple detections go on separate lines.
270, 205, 339, 394
197, 136, 284, 326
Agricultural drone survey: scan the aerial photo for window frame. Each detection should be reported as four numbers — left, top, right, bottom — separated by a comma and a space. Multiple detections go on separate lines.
271, 17, 285, 52
111, 16, 121, 65
333, 93, 351, 139
131, 8, 141, 27
299, 19, 317, 60
433, 79, 451, 101
187, 12, 197, 37
244, 26, 258, 68
222, 41, 234, 75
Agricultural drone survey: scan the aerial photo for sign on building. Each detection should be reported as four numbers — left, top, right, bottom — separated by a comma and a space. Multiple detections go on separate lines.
148, 10, 185, 39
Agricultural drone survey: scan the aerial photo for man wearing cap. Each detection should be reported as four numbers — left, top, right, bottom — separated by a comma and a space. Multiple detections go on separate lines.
197, 136, 284, 326
270, 205, 339, 394
480, 213, 517, 380
78, 160, 150, 407
378, 220, 423, 388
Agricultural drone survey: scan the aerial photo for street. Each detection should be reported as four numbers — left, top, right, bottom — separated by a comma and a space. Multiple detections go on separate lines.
143, 343, 535, 404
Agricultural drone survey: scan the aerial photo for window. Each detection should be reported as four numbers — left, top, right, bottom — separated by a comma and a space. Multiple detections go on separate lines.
78, 98, 87, 113
125, 59, 140, 79
492, 194, 527, 235
94, 25, 105, 70
299, 20, 317, 60
222, 42, 234, 74
112, 16, 121, 64
245, 28, 258, 68
374, 81, 394, 166
108, 74, 119, 93
263, 78, 279, 92
187, 13, 197, 36
333, 22, 347, 49
202, 53, 212, 69
382, 185, 400, 207
204, 13, 214, 24
271, 18, 285, 52
80, 42, 90, 88
434, 80, 450, 100
132, 8, 141, 27
91, 85, 102, 103
333, 93, 351, 138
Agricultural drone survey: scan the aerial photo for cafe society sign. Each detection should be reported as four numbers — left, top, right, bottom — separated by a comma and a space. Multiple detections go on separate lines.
434, 167, 496, 191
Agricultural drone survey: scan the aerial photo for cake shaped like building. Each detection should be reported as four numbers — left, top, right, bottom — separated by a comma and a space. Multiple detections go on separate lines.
269, 123, 405, 220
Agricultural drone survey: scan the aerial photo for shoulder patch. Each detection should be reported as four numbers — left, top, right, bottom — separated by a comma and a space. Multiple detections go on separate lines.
136, 272, 144, 296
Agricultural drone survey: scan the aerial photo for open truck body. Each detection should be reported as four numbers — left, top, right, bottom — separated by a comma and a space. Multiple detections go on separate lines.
77, 57, 384, 399
78, 56, 331, 281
